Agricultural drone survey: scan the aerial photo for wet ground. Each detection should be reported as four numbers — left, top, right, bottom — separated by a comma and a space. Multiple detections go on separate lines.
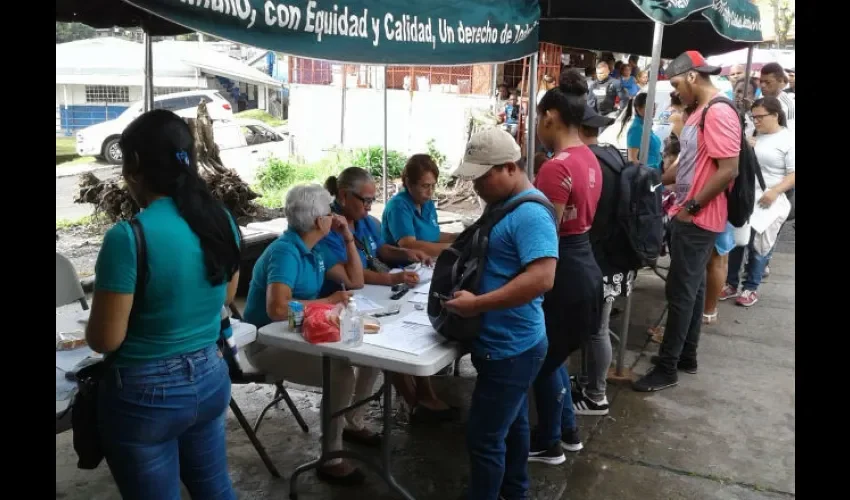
56, 225, 795, 499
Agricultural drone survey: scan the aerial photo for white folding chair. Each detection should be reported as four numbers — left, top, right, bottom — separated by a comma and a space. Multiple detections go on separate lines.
56, 253, 88, 310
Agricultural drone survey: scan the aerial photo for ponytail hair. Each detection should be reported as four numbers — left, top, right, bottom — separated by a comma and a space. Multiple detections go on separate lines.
119, 110, 241, 286
325, 166, 373, 197
537, 68, 587, 128
618, 92, 648, 139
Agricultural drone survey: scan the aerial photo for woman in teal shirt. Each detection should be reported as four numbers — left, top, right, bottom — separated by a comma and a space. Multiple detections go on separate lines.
324, 167, 457, 423
85, 110, 242, 499
381, 154, 457, 259
242, 183, 380, 486
620, 92, 662, 170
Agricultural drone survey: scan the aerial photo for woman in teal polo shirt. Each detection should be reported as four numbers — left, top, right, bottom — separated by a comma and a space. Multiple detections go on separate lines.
620, 92, 662, 170
242, 183, 379, 486
85, 110, 242, 499
381, 154, 457, 258
323, 166, 457, 423
323, 167, 430, 287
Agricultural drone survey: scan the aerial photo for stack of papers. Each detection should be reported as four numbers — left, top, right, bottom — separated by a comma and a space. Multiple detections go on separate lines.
362, 311, 444, 355
353, 294, 384, 313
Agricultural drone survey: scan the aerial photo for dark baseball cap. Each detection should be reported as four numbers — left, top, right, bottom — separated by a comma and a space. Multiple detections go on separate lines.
666, 51, 722, 78
582, 104, 615, 129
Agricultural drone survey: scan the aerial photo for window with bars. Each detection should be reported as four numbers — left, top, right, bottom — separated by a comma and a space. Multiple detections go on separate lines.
154, 87, 193, 97
84, 85, 130, 103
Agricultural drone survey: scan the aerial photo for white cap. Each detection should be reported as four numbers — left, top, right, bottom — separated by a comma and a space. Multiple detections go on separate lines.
453, 127, 522, 180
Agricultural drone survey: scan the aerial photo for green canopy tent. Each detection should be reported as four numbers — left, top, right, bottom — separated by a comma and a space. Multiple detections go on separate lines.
57, 0, 542, 199
537, 0, 762, 379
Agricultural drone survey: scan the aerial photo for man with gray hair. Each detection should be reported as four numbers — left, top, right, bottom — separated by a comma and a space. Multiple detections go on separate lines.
243, 183, 380, 486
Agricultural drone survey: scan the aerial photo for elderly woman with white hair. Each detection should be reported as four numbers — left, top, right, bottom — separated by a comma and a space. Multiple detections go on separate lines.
242, 183, 379, 486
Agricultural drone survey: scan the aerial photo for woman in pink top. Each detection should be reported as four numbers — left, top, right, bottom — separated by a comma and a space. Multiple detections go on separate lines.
526, 69, 604, 464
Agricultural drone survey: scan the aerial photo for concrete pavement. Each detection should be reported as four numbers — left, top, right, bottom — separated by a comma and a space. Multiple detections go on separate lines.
55, 228, 795, 499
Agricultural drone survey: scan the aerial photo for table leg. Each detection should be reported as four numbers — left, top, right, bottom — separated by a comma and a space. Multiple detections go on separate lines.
379, 371, 415, 500
288, 357, 333, 499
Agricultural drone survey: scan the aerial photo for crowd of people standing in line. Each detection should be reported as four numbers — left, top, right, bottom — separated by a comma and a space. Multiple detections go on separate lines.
78, 48, 794, 500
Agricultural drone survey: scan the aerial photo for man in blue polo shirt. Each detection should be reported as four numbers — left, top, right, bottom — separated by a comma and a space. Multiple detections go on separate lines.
447, 128, 558, 500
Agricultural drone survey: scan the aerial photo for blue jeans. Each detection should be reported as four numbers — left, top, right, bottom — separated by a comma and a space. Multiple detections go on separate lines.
727, 229, 776, 291
98, 345, 235, 500
533, 364, 577, 450
467, 338, 547, 500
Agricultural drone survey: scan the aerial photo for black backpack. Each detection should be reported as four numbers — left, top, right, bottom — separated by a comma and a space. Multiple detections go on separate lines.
427, 193, 556, 343
592, 145, 664, 269
589, 144, 662, 271
699, 97, 766, 228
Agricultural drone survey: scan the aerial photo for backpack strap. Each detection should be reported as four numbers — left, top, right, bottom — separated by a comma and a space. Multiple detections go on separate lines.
590, 144, 625, 174
100, 218, 147, 369
485, 193, 557, 228
698, 96, 768, 192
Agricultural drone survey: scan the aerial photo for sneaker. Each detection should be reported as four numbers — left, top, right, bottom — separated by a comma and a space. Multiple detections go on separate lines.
650, 355, 698, 374
528, 442, 566, 465
633, 368, 678, 392
560, 427, 583, 452
763, 265, 770, 279
573, 390, 610, 416
718, 284, 739, 301
735, 290, 759, 307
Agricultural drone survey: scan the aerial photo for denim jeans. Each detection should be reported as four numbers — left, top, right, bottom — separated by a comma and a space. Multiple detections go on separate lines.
657, 220, 717, 374
533, 364, 577, 450
98, 344, 235, 500
727, 229, 776, 291
467, 338, 547, 500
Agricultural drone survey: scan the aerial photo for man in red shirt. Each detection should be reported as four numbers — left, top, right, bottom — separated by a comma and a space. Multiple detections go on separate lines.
634, 51, 741, 392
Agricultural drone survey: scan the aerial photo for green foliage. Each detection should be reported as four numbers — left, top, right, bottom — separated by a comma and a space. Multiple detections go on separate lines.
350, 146, 408, 179
256, 157, 298, 192
426, 139, 447, 169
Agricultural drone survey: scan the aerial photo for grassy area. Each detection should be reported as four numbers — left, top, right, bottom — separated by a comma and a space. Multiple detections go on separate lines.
56, 136, 97, 167
56, 215, 93, 230
254, 152, 345, 209
234, 109, 287, 127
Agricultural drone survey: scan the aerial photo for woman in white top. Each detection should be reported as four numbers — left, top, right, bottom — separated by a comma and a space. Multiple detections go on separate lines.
720, 97, 795, 307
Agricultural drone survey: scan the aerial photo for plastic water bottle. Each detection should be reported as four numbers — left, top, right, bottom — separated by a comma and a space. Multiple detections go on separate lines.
341, 301, 364, 347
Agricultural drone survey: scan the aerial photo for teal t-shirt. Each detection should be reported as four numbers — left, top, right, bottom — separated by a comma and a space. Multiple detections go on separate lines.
94, 197, 240, 366
381, 189, 441, 246
242, 230, 341, 329
626, 115, 662, 170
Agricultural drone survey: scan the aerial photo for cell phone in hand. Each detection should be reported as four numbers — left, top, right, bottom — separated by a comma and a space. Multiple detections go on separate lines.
431, 292, 453, 301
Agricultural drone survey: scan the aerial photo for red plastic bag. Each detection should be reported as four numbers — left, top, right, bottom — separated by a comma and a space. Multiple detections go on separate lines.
302, 303, 342, 344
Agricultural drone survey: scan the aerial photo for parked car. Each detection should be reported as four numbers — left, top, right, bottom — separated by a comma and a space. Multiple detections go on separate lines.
215, 119, 291, 185
75, 90, 234, 164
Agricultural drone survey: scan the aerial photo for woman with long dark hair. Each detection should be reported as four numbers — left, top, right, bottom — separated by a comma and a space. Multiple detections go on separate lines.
528, 69, 604, 464
85, 110, 242, 499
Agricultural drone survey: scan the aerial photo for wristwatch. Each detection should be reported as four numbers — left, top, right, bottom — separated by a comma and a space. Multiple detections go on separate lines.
684, 199, 702, 216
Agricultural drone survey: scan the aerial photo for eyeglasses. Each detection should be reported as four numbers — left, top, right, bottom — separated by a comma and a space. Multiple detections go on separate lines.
350, 192, 376, 206
750, 114, 772, 122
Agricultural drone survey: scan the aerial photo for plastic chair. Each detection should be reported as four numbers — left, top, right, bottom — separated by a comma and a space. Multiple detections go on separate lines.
56, 253, 88, 310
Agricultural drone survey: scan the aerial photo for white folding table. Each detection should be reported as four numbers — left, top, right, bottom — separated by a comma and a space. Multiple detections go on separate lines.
257, 284, 462, 500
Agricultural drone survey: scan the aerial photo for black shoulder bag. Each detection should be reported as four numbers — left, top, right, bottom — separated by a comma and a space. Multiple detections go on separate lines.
71, 218, 147, 470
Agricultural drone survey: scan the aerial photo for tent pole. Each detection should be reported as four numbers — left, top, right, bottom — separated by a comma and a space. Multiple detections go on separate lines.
526, 52, 538, 182
620, 21, 664, 378
638, 21, 664, 166
382, 65, 389, 203
340, 65, 347, 146
143, 30, 154, 112
491, 63, 498, 110
743, 45, 754, 101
